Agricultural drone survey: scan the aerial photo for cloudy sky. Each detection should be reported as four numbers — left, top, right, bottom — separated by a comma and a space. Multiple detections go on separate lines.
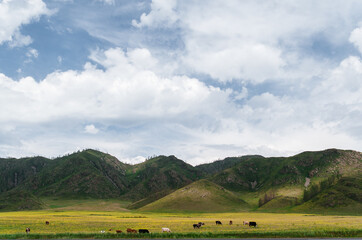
1, 0, 362, 165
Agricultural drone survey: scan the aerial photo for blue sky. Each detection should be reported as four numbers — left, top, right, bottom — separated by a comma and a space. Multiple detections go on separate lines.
0, 0, 362, 164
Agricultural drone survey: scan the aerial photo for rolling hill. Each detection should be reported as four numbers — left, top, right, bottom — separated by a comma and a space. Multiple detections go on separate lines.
139, 179, 249, 212
0, 148, 360, 213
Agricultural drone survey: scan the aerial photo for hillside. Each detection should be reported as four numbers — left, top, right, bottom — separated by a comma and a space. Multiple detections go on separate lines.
293, 176, 362, 214
0, 189, 44, 211
22, 149, 131, 198
195, 155, 262, 175
123, 155, 204, 201
0, 148, 360, 213
0, 156, 50, 193
210, 149, 361, 202
140, 179, 249, 212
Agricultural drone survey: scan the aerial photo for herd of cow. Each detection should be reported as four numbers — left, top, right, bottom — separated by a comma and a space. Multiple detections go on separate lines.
25, 220, 257, 234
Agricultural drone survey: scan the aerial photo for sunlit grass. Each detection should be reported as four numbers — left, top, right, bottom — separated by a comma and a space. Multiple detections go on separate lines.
0, 210, 361, 238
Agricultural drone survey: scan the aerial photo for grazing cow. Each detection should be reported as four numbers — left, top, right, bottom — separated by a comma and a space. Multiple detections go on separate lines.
193, 223, 201, 229
116, 230, 122, 233
249, 221, 257, 227
45, 221, 49, 225
162, 227, 171, 232
216, 220, 222, 225
25, 228, 30, 234
127, 228, 137, 233
139, 229, 149, 233
108, 228, 112, 231
243, 221, 249, 225
198, 222, 205, 225
229, 220, 233, 225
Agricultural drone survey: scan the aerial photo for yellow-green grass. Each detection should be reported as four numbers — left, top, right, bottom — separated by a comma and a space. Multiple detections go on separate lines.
41, 198, 131, 211
0, 210, 361, 238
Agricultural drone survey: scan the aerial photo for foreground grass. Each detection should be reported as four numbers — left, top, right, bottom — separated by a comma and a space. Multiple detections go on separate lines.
0, 229, 361, 239
0, 210, 361, 238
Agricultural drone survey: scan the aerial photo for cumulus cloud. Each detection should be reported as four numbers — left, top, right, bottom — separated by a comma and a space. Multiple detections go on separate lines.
84, 124, 99, 134
0, 0, 49, 46
133, 0, 362, 84
349, 26, 362, 55
132, 0, 178, 28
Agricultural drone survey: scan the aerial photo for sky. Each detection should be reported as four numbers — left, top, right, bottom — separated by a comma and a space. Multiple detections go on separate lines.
0, 0, 362, 165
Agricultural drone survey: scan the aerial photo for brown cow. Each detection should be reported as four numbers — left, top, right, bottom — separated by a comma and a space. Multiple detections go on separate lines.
116, 230, 122, 233
229, 220, 233, 225
45, 221, 50, 225
127, 228, 137, 233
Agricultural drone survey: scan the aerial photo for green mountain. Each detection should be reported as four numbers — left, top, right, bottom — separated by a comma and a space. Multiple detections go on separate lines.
195, 155, 262, 175
22, 149, 131, 198
210, 149, 360, 192
123, 155, 203, 201
139, 179, 249, 212
0, 189, 44, 211
0, 156, 50, 193
293, 176, 362, 214
0, 148, 360, 213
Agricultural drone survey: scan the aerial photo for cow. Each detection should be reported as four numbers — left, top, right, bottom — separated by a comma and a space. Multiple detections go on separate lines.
116, 230, 122, 233
25, 228, 30, 234
100, 230, 105, 233
193, 223, 201, 229
108, 228, 112, 231
198, 222, 205, 225
229, 220, 233, 225
249, 221, 257, 227
139, 229, 149, 233
127, 228, 137, 233
162, 227, 171, 232
45, 221, 50, 225
216, 220, 222, 225
243, 221, 249, 225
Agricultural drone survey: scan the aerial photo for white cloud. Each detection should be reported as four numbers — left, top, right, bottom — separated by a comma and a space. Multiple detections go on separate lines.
84, 124, 99, 134
8, 30, 33, 48
0, 0, 50, 46
132, 0, 178, 28
349, 26, 362, 55
26, 48, 39, 58
133, 0, 362, 83
96, 0, 115, 5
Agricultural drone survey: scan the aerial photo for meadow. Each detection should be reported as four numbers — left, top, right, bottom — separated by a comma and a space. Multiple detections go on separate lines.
0, 207, 361, 238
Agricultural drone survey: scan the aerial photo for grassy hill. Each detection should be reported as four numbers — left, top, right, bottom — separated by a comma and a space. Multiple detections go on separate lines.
122, 155, 204, 201
0, 148, 360, 213
195, 155, 262, 175
139, 179, 249, 212
293, 176, 362, 214
0, 189, 44, 211
210, 149, 361, 199
0, 156, 50, 193
22, 149, 131, 198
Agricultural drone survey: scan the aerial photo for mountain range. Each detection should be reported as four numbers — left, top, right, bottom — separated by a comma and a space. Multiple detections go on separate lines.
0, 148, 361, 213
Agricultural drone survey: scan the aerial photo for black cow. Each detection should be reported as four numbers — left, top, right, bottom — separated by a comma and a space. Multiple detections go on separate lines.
139, 229, 149, 233
198, 222, 205, 225
193, 223, 201, 229
249, 221, 257, 227
25, 228, 30, 234
216, 220, 222, 225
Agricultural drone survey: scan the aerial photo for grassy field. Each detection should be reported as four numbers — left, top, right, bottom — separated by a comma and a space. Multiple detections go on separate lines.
0, 209, 361, 238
